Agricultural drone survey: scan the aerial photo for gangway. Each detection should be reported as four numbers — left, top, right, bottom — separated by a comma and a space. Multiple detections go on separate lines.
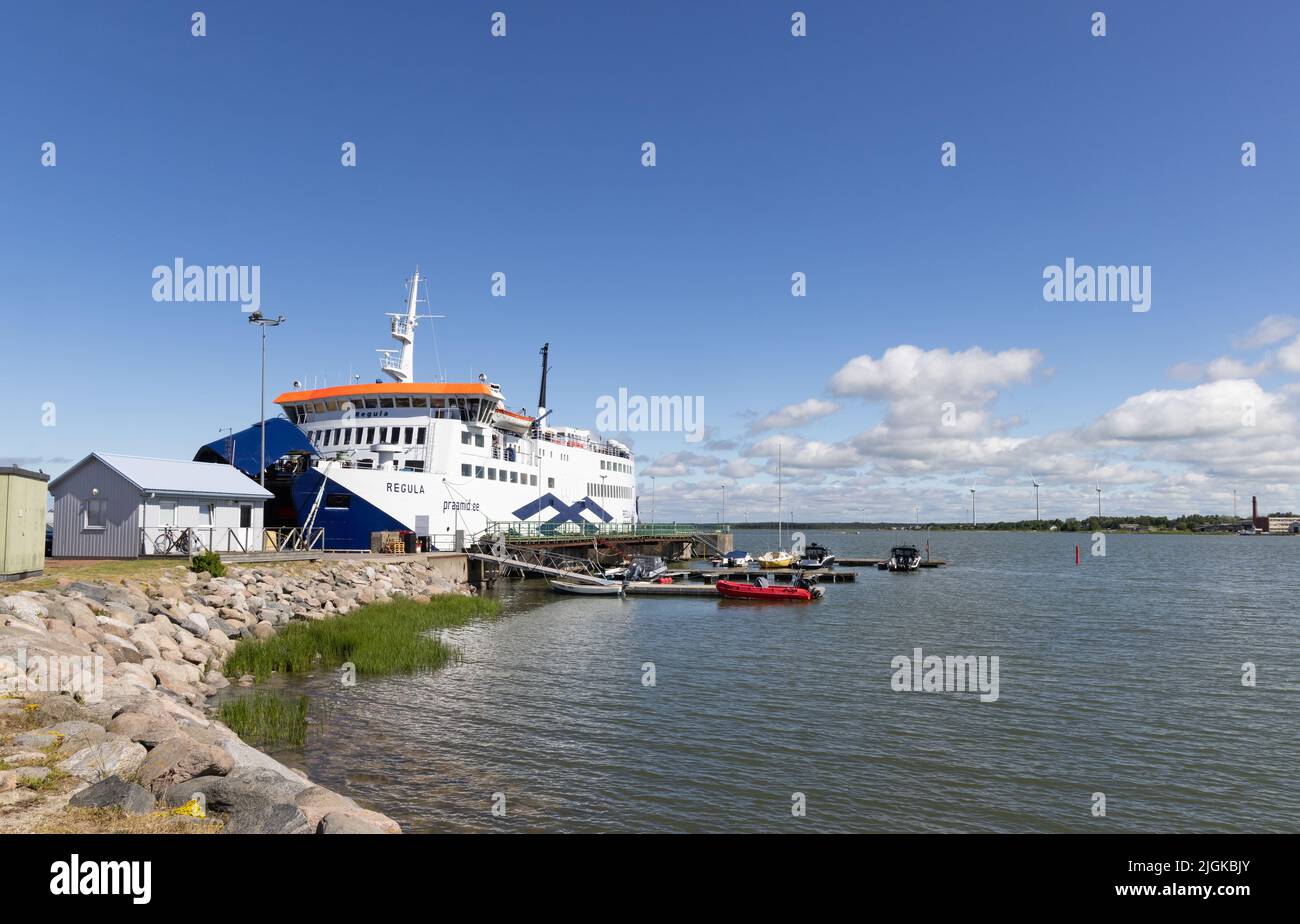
468, 536, 611, 585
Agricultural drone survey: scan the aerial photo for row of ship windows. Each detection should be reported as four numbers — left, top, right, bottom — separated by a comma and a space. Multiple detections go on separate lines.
288, 397, 494, 423
587, 482, 632, 499
461, 464, 549, 488
600, 459, 631, 473
311, 426, 426, 448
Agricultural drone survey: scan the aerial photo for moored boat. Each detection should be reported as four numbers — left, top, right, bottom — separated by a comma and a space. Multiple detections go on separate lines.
716, 577, 822, 601
795, 542, 835, 569
550, 579, 625, 595
710, 549, 753, 567
757, 551, 796, 569
603, 555, 667, 581
878, 546, 922, 572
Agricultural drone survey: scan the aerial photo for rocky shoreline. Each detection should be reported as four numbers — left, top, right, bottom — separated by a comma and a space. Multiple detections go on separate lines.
0, 558, 472, 834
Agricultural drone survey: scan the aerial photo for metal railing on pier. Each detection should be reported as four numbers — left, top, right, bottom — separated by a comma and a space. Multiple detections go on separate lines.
139, 526, 324, 557
478, 521, 729, 542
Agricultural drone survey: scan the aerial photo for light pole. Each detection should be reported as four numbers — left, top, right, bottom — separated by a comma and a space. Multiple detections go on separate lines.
970, 488, 976, 527
248, 311, 286, 486
720, 482, 727, 527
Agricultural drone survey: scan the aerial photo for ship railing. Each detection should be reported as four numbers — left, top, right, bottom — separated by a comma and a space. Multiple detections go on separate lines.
534, 432, 632, 459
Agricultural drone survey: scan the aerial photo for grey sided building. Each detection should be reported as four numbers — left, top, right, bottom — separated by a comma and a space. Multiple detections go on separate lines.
48, 453, 273, 558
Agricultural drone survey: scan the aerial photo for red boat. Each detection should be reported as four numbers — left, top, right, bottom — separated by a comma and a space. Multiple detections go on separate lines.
715, 579, 817, 602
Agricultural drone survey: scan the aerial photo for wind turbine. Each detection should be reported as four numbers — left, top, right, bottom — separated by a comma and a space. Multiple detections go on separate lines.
969, 487, 977, 527
1030, 473, 1041, 521
1095, 483, 1102, 518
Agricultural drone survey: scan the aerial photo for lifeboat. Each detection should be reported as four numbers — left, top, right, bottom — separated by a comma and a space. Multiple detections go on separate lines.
715, 579, 819, 602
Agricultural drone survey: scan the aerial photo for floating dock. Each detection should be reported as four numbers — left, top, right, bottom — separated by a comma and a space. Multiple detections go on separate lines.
679, 567, 856, 583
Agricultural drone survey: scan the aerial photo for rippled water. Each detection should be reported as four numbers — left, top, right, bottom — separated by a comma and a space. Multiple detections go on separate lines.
256, 530, 1300, 832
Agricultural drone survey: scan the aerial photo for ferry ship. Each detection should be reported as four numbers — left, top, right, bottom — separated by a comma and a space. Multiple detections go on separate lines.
205, 269, 637, 550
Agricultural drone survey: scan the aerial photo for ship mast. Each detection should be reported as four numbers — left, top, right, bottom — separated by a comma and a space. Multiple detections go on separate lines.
380, 267, 440, 383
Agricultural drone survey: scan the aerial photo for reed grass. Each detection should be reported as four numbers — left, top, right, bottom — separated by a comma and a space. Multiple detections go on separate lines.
222, 595, 500, 683
217, 692, 309, 748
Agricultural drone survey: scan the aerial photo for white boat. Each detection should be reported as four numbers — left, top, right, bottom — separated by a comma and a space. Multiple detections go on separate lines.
878, 546, 922, 572
550, 579, 624, 596
251, 269, 638, 550
711, 550, 752, 567
795, 543, 835, 569
603, 555, 667, 581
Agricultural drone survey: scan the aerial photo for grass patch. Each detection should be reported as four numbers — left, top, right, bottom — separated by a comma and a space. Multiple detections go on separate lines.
217, 692, 309, 749
15, 558, 183, 590
31, 807, 224, 835
222, 595, 499, 682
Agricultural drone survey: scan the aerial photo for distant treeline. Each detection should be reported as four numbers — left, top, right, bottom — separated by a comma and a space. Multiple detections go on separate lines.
731, 514, 1291, 533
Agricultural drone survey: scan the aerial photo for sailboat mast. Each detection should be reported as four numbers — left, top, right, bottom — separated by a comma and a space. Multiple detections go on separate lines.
777, 443, 783, 549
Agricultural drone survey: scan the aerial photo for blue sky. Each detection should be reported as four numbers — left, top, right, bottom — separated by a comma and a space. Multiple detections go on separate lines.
3, 1, 1298, 521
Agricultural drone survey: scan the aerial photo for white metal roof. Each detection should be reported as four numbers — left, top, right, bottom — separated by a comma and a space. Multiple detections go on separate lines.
50, 453, 273, 499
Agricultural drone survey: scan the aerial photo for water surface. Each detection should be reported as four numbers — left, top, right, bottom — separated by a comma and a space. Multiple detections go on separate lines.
258, 529, 1300, 832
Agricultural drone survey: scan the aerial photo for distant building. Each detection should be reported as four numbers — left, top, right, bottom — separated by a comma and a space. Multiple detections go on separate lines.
1266, 515, 1300, 534
0, 466, 49, 582
48, 453, 272, 559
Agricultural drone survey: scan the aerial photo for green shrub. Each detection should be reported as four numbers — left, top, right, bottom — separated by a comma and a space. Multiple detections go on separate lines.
189, 551, 226, 577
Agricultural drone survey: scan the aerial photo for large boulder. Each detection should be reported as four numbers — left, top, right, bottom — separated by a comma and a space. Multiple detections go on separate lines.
107, 710, 180, 747
68, 775, 155, 815
164, 768, 312, 834
136, 734, 234, 795
317, 812, 394, 834
57, 735, 147, 782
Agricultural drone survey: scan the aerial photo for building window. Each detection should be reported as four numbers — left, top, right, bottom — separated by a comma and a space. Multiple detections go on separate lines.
239, 504, 253, 528
510, 471, 518, 483
197, 503, 212, 525
461, 432, 471, 445
158, 501, 176, 525
488, 468, 496, 480
474, 434, 485, 448
366, 427, 375, 444
461, 464, 471, 477
84, 498, 107, 529
548, 477, 555, 489
530, 475, 537, 486
417, 427, 426, 445
475, 466, 485, 479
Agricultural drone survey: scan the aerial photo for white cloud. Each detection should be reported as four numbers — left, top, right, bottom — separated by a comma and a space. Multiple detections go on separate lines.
829, 345, 1042, 401
750, 398, 840, 432
1234, 314, 1300, 350
1086, 379, 1285, 442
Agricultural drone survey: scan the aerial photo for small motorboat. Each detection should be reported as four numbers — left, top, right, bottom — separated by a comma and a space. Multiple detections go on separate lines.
710, 549, 753, 567
603, 555, 668, 581
757, 550, 796, 569
795, 542, 835, 569
716, 576, 823, 601
550, 579, 625, 596
878, 546, 922, 572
